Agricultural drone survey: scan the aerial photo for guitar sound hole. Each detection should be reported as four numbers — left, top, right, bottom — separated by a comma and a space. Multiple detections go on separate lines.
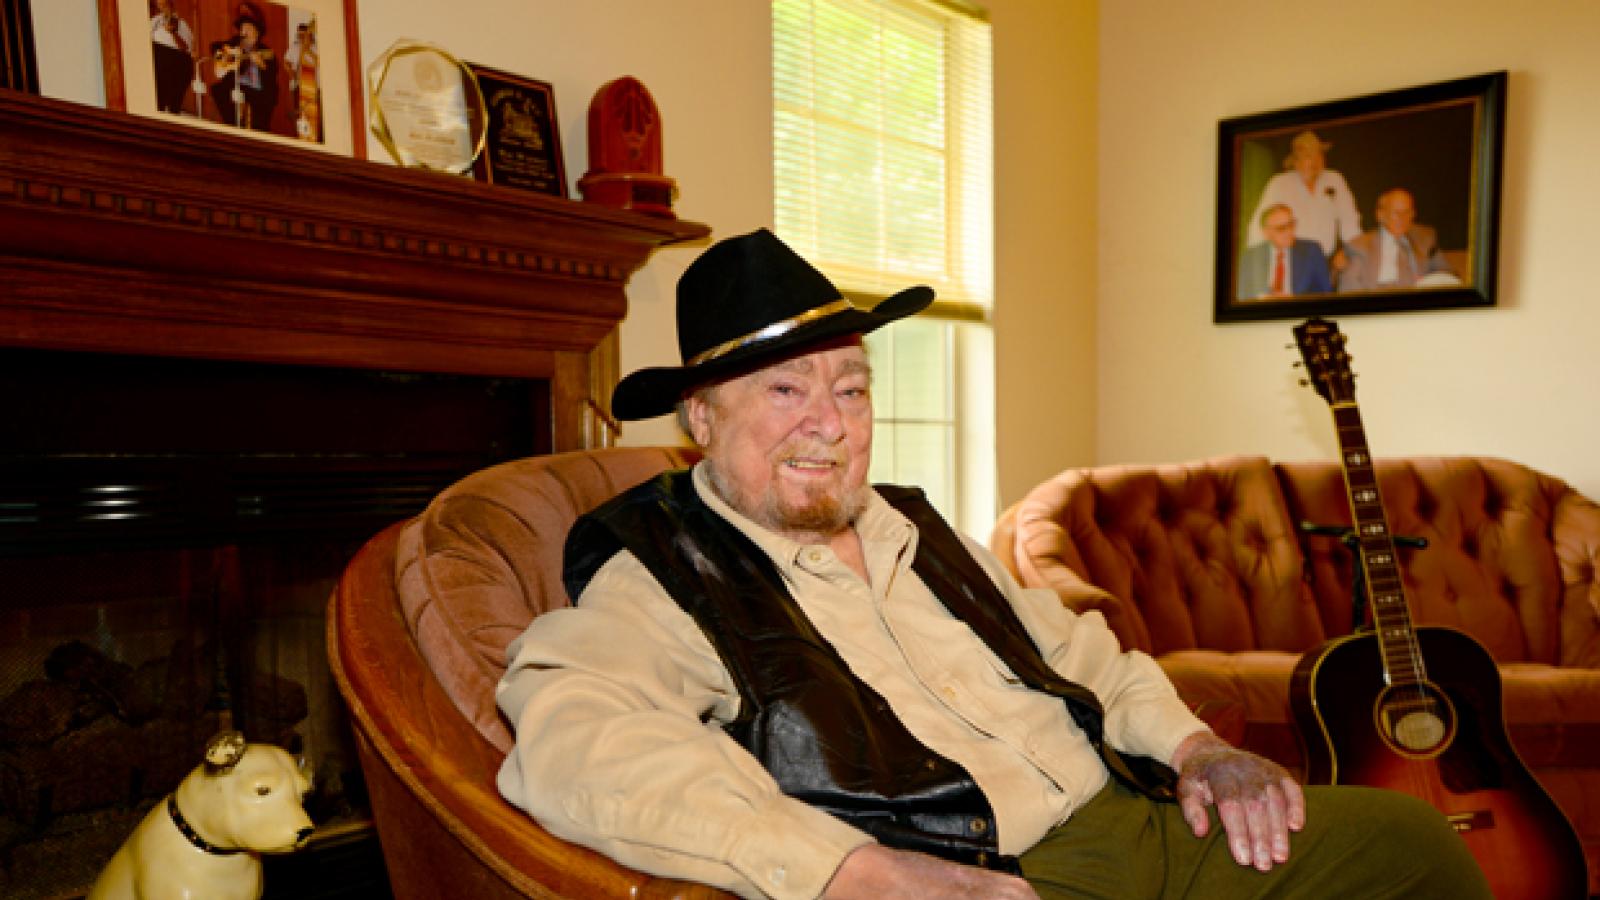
1377, 684, 1454, 755
1391, 709, 1446, 751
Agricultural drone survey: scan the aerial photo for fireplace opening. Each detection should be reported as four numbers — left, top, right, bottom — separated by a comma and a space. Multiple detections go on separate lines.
1, 349, 544, 898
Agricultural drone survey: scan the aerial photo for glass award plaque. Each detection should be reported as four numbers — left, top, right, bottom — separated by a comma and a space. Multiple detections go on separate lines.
367, 39, 486, 174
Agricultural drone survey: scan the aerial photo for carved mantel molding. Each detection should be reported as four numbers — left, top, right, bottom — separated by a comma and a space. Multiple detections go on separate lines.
0, 90, 708, 450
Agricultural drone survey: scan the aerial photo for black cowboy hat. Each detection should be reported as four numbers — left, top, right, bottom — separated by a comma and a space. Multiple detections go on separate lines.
234, 1, 266, 33
611, 228, 933, 421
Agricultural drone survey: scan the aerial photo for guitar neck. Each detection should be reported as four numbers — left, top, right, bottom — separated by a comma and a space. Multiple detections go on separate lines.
1328, 402, 1425, 684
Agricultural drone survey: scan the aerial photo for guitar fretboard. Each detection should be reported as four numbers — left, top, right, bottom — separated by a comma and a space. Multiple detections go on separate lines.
1330, 402, 1426, 686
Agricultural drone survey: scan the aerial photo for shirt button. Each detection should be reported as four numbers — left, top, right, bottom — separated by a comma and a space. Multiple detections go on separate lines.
771, 865, 787, 885
806, 549, 824, 563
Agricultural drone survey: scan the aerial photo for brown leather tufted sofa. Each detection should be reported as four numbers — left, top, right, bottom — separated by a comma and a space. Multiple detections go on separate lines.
991, 455, 1600, 893
328, 446, 730, 899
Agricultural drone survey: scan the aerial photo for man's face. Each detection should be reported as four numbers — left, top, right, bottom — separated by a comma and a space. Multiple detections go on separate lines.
240, 22, 259, 45
686, 338, 874, 541
1291, 147, 1324, 182
1377, 191, 1415, 237
1264, 208, 1297, 250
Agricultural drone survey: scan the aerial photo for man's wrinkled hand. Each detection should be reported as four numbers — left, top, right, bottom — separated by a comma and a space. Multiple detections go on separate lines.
1172, 731, 1305, 872
822, 843, 1038, 900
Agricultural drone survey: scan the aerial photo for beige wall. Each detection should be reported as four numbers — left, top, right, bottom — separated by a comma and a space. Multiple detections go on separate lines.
39, 1, 1594, 520
1098, 1, 1600, 499
990, 0, 1100, 510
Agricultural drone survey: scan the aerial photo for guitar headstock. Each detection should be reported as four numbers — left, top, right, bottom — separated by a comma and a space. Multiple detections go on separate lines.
1292, 316, 1355, 405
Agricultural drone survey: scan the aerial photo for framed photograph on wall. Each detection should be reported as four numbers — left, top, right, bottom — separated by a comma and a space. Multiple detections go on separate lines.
97, 0, 365, 157
1214, 71, 1505, 323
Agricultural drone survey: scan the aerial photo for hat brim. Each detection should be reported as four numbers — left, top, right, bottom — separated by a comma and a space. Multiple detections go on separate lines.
611, 285, 933, 421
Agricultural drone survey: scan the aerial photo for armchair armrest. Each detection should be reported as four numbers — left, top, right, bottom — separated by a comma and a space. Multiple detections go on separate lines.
329, 521, 728, 899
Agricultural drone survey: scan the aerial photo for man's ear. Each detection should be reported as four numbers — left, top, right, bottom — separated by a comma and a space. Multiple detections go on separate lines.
684, 392, 713, 447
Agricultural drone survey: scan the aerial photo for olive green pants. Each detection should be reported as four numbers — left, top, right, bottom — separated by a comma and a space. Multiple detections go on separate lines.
1020, 780, 1493, 899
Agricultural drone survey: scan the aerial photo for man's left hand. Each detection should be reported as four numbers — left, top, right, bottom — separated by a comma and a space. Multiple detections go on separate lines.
1170, 731, 1304, 872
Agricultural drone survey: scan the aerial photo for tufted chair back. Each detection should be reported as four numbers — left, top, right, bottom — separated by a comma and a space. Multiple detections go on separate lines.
329, 446, 723, 900
996, 456, 1326, 657
394, 446, 700, 752
1277, 456, 1600, 667
996, 454, 1600, 668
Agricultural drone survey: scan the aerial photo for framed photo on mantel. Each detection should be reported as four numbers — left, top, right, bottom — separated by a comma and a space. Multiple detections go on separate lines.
3, 0, 40, 93
1215, 71, 1506, 323
467, 63, 568, 198
97, 0, 366, 157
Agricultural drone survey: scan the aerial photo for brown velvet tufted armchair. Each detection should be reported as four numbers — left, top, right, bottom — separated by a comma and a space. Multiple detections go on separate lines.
328, 447, 731, 899
991, 455, 1600, 894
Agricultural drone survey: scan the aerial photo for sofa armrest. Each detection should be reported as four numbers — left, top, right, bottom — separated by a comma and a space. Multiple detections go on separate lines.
993, 499, 1148, 650
1551, 486, 1600, 668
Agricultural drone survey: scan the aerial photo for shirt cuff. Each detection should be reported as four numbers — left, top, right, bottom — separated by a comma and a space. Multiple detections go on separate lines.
725, 796, 874, 900
1147, 701, 1211, 766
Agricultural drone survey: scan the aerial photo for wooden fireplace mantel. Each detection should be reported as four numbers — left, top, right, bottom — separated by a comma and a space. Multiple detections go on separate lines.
0, 90, 709, 450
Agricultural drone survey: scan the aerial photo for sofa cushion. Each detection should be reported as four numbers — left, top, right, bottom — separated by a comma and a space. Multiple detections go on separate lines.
1159, 651, 1600, 771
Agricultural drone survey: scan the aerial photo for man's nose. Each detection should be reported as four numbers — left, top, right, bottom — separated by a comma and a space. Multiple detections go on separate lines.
803, 392, 846, 441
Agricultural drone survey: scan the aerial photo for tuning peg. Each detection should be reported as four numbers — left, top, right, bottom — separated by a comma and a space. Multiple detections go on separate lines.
1291, 361, 1303, 368
1298, 378, 1309, 387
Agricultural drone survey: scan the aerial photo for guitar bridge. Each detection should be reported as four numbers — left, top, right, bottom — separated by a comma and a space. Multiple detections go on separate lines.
1446, 809, 1494, 833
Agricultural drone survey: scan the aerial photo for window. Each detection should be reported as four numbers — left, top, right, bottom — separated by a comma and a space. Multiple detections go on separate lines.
772, 0, 994, 537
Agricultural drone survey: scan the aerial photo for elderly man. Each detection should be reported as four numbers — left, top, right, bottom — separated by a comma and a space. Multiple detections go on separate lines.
1237, 203, 1332, 300
1338, 187, 1459, 292
1245, 130, 1362, 259
496, 229, 1489, 899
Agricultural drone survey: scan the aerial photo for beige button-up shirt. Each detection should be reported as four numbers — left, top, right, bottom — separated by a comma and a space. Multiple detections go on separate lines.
497, 464, 1206, 899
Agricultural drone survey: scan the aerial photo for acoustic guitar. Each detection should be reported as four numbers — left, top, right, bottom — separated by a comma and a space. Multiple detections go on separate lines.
1286, 316, 1587, 899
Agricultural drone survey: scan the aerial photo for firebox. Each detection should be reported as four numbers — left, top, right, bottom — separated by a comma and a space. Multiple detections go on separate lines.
0, 349, 541, 898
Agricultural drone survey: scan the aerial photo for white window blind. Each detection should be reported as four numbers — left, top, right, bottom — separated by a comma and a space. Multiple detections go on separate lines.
773, 0, 992, 307
773, 0, 995, 535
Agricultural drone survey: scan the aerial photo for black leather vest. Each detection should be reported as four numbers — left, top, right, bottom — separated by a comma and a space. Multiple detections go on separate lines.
563, 471, 1174, 870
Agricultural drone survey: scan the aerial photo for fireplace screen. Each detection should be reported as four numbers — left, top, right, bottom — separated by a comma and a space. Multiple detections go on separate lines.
0, 540, 372, 897
0, 350, 541, 898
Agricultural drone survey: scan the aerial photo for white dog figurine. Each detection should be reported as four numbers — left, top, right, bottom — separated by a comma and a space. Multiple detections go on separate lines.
88, 731, 314, 900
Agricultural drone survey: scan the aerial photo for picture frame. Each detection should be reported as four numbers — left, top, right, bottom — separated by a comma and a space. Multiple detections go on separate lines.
1214, 71, 1505, 323
467, 63, 567, 198
97, 0, 365, 158
3, 0, 40, 93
